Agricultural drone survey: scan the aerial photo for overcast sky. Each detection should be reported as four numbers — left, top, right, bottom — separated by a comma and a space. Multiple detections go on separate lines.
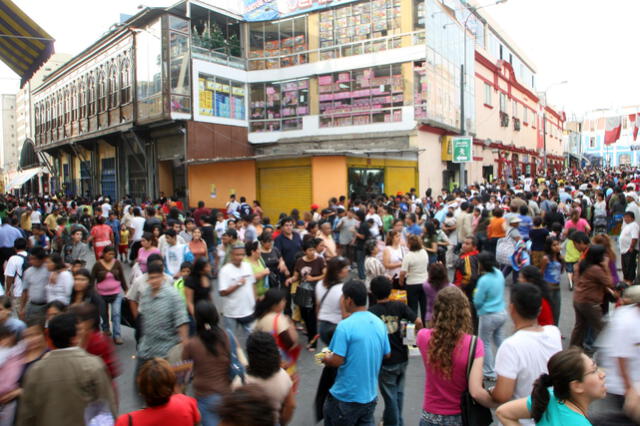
1, 0, 637, 118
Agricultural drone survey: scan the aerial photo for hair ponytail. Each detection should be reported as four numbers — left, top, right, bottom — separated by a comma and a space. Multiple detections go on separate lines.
195, 300, 222, 356
530, 373, 552, 422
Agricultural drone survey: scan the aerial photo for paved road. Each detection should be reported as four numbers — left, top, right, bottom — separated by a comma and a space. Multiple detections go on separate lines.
113, 271, 579, 425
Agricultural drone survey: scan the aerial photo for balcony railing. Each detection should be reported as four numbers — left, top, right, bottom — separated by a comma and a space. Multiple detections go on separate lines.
192, 45, 246, 69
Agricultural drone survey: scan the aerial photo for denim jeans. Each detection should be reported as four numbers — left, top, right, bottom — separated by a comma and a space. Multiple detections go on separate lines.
323, 394, 376, 426
99, 291, 122, 338
197, 393, 222, 426
223, 315, 254, 343
379, 361, 408, 426
478, 311, 507, 379
356, 249, 366, 280
420, 411, 463, 426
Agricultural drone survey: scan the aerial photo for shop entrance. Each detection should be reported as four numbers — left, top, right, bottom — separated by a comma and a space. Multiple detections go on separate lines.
348, 168, 384, 199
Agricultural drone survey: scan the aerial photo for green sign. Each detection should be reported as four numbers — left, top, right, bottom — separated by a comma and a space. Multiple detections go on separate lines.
452, 137, 472, 163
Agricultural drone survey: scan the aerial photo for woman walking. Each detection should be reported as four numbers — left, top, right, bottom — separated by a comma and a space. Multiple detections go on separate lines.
91, 246, 127, 345
188, 228, 208, 260
473, 252, 507, 382
540, 237, 564, 325
400, 235, 429, 319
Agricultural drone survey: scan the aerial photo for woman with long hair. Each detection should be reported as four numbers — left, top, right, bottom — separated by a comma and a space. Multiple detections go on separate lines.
188, 227, 208, 260
136, 232, 160, 273
259, 232, 288, 289
182, 300, 232, 426
45, 253, 74, 305
591, 233, 620, 313
423, 221, 438, 264
69, 268, 102, 325
254, 288, 300, 377
91, 246, 127, 345
474, 252, 507, 382
416, 286, 494, 425
239, 332, 295, 425
518, 265, 554, 326
496, 348, 606, 425
184, 257, 213, 319
315, 256, 350, 346
541, 237, 564, 325
570, 244, 613, 349
383, 230, 405, 284
422, 262, 452, 323
364, 239, 386, 304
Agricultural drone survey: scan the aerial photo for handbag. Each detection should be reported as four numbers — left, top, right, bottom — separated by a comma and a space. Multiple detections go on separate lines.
225, 328, 246, 385
496, 232, 516, 265
294, 281, 315, 309
461, 336, 493, 426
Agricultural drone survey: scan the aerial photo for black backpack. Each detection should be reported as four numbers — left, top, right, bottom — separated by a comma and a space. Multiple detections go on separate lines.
16, 254, 28, 279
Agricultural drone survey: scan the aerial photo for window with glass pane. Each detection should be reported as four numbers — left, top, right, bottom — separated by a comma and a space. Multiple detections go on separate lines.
484, 83, 491, 105
120, 59, 131, 104
249, 17, 307, 69
523, 107, 528, 123
249, 23, 265, 70
170, 32, 190, 96
97, 72, 107, 113
249, 79, 308, 131
109, 65, 118, 108
198, 73, 245, 120
136, 20, 163, 119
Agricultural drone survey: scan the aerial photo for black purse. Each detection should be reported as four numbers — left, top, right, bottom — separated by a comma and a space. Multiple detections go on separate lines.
294, 281, 315, 309
461, 336, 493, 426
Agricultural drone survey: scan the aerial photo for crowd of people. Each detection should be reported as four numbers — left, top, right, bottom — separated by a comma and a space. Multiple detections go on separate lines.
0, 168, 640, 425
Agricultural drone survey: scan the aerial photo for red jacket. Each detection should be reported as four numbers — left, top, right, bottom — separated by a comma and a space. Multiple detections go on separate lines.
86, 331, 119, 379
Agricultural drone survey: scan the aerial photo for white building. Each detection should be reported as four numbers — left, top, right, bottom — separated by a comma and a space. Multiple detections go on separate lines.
0, 94, 17, 172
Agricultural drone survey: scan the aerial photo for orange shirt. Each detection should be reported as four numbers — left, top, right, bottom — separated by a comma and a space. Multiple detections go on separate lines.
487, 217, 506, 239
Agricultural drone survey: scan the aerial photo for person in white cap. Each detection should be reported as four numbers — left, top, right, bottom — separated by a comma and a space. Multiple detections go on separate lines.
591, 285, 640, 426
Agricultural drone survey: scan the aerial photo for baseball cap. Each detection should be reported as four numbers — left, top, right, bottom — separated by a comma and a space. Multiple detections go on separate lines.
509, 217, 522, 224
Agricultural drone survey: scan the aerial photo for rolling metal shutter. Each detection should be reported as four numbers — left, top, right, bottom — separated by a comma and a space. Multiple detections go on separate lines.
258, 165, 311, 222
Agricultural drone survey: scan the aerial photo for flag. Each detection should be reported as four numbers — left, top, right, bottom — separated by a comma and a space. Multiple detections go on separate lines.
604, 116, 622, 145
631, 113, 640, 141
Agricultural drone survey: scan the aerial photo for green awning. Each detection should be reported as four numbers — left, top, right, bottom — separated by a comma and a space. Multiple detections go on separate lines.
0, 0, 54, 87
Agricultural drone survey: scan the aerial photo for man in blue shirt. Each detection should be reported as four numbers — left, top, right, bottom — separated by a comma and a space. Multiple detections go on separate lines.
321, 279, 390, 425
404, 213, 423, 237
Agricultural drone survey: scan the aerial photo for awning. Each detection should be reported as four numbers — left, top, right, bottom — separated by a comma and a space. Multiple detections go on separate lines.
0, 0, 54, 87
7, 167, 41, 190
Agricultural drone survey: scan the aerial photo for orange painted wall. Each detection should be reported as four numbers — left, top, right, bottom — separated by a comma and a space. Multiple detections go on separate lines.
187, 160, 256, 209
311, 156, 347, 207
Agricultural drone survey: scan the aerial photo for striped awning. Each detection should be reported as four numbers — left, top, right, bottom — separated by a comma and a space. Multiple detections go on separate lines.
0, 0, 54, 87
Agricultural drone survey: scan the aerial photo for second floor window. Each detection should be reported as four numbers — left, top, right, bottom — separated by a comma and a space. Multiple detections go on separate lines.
499, 93, 507, 112
88, 77, 96, 116
79, 79, 87, 118
97, 71, 107, 113
484, 83, 492, 106
120, 59, 131, 104
109, 66, 118, 108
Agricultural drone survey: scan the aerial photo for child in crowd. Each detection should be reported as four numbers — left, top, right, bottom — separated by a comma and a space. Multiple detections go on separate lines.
119, 224, 130, 262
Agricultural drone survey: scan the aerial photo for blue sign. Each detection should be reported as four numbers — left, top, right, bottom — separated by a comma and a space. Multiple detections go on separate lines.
243, 0, 359, 21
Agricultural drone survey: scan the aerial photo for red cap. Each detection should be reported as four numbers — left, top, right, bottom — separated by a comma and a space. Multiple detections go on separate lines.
311, 204, 319, 210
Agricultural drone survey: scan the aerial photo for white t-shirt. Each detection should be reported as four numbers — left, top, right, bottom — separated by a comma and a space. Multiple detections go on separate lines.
600, 305, 640, 395
130, 216, 146, 241
45, 270, 74, 304
30, 210, 41, 224
315, 282, 343, 324
619, 221, 639, 253
164, 243, 190, 277
366, 213, 383, 238
101, 203, 112, 218
4, 251, 27, 297
495, 325, 562, 420
401, 249, 429, 285
626, 202, 640, 227
218, 261, 256, 318
215, 220, 227, 239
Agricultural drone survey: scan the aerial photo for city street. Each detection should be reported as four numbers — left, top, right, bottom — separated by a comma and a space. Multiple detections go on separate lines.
114, 271, 579, 425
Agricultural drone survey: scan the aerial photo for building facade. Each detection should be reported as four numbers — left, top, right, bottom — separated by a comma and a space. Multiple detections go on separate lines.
0, 94, 17, 173
30, 0, 565, 219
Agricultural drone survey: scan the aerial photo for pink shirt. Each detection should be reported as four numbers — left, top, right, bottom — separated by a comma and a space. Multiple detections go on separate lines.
564, 218, 589, 233
91, 224, 113, 258
137, 247, 160, 273
416, 329, 484, 415
97, 272, 121, 296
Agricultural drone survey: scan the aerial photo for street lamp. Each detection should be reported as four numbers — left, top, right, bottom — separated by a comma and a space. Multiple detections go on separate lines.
459, 0, 508, 189
539, 80, 568, 174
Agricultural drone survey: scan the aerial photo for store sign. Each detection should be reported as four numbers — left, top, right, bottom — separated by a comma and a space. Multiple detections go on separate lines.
243, 0, 359, 21
452, 137, 472, 163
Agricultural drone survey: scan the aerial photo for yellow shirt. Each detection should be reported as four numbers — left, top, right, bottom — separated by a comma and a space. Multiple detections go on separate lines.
120, 229, 130, 245
20, 212, 31, 231
44, 213, 58, 230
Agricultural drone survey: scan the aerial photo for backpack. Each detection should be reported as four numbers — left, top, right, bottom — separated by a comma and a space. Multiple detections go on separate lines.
15, 254, 28, 279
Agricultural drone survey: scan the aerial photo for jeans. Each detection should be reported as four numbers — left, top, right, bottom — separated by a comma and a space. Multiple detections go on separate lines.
356, 249, 366, 279
406, 284, 426, 321
318, 320, 337, 346
379, 361, 408, 426
99, 291, 122, 338
197, 393, 222, 426
323, 394, 376, 426
420, 411, 463, 426
548, 284, 561, 325
478, 311, 507, 379
223, 315, 254, 343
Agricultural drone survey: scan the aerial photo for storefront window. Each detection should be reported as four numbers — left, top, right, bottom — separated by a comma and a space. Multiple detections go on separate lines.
319, 64, 404, 128
249, 79, 309, 132
319, 0, 401, 60
348, 168, 384, 197
248, 16, 308, 70
198, 73, 245, 120
136, 19, 163, 120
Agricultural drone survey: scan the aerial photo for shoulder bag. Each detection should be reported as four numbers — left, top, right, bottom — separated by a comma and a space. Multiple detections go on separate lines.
460, 335, 493, 426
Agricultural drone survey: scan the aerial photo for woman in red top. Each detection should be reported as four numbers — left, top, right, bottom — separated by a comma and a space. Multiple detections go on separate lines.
89, 216, 114, 259
116, 358, 200, 426
188, 228, 208, 260
518, 266, 554, 326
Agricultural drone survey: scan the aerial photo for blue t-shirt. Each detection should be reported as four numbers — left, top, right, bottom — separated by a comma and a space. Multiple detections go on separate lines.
405, 224, 423, 236
526, 389, 591, 426
473, 268, 505, 315
329, 310, 391, 403
518, 215, 533, 239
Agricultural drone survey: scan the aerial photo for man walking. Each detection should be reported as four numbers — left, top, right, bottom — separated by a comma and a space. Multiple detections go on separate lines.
17, 312, 116, 426
619, 211, 639, 286
321, 279, 390, 425
218, 242, 256, 340
18, 247, 50, 321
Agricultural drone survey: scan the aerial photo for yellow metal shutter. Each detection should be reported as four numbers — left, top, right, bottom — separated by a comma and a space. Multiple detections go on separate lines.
259, 166, 312, 221
385, 166, 417, 196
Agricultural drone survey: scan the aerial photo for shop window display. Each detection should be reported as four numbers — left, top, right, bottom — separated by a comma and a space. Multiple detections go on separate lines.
249, 79, 309, 132
319, 0, 401, 60
249, 16, 307, 70
198, 73, 245, 120
319, 64, 404, 128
